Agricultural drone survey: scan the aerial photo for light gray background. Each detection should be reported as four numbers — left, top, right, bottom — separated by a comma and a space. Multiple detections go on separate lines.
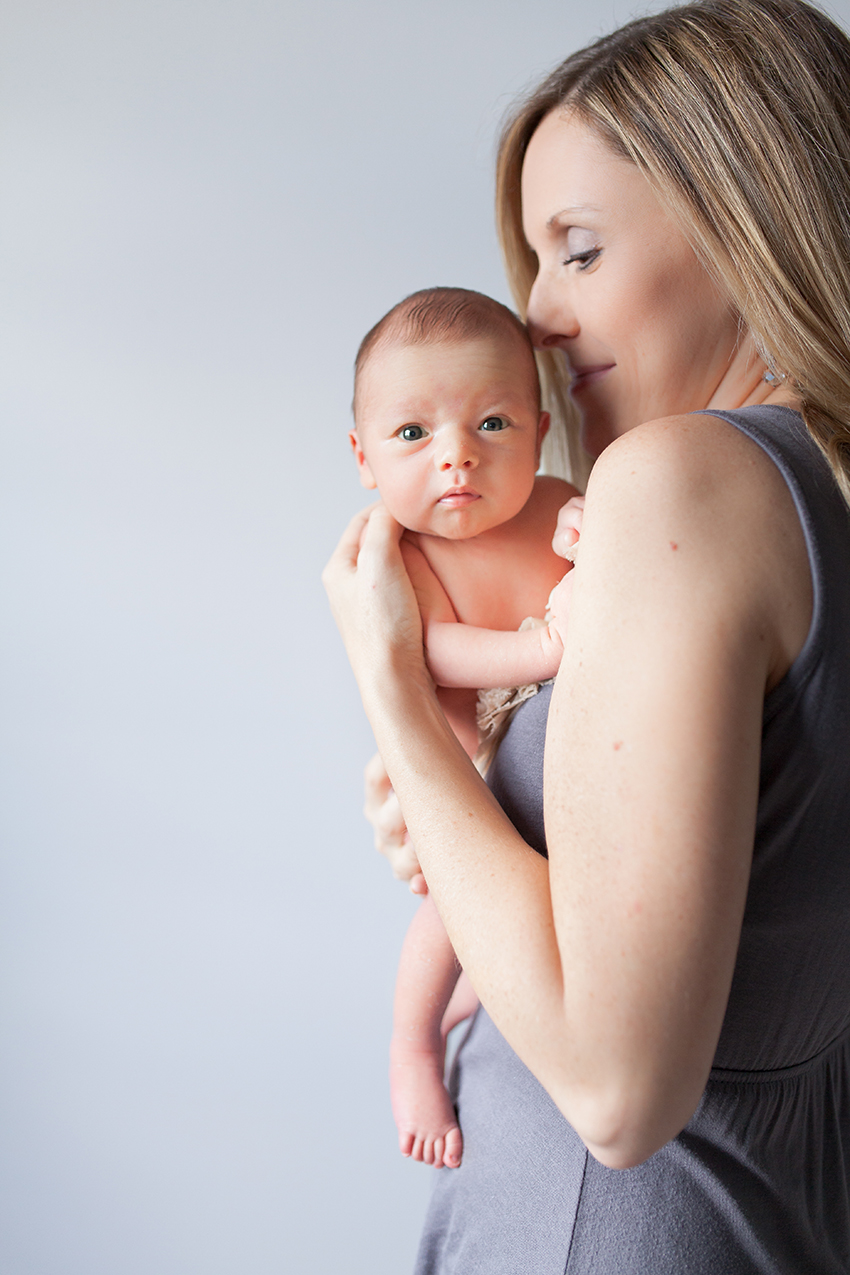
3, 2, 849, 1272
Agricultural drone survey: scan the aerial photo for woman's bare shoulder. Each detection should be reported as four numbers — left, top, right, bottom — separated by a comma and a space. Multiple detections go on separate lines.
582, 412, 812, 688
587, 411, 797, 529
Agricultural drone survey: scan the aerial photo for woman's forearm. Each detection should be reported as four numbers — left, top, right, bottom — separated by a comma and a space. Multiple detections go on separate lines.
325, 513, 576, 1123
358, 662, 574, 1089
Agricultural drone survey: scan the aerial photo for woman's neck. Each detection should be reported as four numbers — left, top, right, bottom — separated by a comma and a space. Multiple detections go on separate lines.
705, 331, 801, 414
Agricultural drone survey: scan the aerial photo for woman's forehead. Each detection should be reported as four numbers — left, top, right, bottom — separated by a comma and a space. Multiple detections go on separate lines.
520, 112, 648, 239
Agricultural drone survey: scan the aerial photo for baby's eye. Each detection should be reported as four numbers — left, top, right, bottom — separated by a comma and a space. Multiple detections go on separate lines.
398, 424, 426, 442
480, 416, 509, 432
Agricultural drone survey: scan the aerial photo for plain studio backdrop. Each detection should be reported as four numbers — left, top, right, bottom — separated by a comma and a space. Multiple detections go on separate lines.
2, 1, 849, 1272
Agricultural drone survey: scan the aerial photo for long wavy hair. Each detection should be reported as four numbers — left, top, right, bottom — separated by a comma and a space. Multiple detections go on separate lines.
497, 0, 850, 499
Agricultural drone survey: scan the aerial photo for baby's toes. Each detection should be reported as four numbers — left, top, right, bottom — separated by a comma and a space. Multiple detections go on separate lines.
398, 1131, 414, 1159
444, 1126, 463, 1168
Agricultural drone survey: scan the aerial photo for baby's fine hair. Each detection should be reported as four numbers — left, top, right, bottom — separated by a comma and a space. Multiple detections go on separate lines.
353, 286, 538, 414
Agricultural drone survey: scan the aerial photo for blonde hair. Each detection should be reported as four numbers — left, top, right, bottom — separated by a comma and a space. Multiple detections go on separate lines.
497, 0, 850, 500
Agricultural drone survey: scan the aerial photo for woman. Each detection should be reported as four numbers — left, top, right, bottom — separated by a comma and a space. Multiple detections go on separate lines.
324, 0, 850, 1269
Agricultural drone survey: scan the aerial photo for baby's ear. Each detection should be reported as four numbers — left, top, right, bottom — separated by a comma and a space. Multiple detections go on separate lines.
535, 411, 551, 463
349, 429, 378, 490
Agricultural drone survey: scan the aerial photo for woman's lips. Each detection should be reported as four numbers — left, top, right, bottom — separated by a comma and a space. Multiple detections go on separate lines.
570, 364, 614, 393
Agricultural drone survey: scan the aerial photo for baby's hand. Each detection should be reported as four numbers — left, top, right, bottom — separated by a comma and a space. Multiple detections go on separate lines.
547, 497, 584, 638
552, 495, 585, 562
546, 573, 574, 638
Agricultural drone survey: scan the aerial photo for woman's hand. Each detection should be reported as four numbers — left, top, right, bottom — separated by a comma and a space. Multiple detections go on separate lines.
364, 751, 428, 894
322, 503, 429, 700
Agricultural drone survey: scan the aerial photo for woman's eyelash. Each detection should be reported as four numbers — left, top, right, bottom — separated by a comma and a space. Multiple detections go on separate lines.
563, 248, 601, 270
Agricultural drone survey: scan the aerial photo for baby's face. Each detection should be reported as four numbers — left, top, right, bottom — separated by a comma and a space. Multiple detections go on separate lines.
350, 336, 548, 540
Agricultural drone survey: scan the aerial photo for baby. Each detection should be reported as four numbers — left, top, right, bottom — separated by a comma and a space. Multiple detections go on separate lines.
349, 287, 579, 1169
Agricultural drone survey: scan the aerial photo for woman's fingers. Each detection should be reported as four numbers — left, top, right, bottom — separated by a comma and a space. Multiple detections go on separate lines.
364, 751, 423, 883
321, 503, 379, 594
323, 502, 425, 683
357, 500, 405, 557
364, 749, 393, 810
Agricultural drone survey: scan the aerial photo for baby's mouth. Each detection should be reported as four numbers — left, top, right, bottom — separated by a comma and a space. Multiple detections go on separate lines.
439, 488, 481, 506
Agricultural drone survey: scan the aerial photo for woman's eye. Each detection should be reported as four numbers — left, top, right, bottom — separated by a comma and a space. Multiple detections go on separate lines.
563, 247, 601, 271
398, 424, 426, 442
480, 416, 508, 432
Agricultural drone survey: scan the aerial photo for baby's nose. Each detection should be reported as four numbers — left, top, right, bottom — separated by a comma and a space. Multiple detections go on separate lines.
438, 431, 478, 470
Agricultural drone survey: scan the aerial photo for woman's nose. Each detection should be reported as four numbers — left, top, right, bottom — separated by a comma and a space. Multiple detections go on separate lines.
526, 272, 579, 349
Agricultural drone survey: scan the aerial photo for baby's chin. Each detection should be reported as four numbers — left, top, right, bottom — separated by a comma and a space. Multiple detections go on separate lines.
402, 514, 511, 543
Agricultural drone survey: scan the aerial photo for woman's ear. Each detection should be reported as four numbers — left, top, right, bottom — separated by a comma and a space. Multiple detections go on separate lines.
348, 429, 378, 490
535, 411, 551, 464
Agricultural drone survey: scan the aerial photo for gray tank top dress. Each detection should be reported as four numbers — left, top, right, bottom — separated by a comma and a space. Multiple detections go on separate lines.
414, 406, 850, 1274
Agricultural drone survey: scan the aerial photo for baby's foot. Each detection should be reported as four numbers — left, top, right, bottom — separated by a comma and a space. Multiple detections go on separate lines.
389, 1040, 463, 1169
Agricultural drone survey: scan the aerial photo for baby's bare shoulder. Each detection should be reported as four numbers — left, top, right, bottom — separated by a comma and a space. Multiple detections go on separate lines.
517, 475, 580, 536
530, 474, 580, 512
534, 474, 580, 498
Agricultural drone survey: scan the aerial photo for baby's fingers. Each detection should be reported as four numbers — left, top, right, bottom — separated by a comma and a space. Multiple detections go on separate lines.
552, 495, 586, 561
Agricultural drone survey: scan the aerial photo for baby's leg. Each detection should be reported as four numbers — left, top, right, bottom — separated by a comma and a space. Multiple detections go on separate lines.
390, 894, 469, 1169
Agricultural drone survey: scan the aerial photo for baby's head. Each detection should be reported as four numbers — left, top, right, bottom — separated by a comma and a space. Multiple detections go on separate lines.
350, 287, 548, 540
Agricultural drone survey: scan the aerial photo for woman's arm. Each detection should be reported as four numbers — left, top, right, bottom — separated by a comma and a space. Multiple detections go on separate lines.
324, 415, 810, 1168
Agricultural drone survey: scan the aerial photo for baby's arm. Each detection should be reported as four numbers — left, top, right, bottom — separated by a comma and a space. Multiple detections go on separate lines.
401, 536, 569, 690
424, 615, 565, 689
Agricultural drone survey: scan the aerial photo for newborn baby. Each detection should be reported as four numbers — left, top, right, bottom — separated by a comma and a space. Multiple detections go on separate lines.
349, 286, 578, 1168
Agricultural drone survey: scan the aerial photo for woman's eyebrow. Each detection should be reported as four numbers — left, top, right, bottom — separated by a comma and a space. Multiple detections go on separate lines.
546, 206, 601, 230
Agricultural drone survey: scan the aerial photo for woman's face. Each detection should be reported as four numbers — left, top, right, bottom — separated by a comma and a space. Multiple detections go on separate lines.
521, 111, 742, 457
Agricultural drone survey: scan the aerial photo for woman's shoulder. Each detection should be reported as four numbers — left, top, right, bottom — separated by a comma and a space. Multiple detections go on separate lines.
595, 410, 772, 476
588, 411, 800, 525
584, 411, 812, 690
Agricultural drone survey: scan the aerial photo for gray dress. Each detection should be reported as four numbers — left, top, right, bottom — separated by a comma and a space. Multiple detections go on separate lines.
415, 406, 850, 1274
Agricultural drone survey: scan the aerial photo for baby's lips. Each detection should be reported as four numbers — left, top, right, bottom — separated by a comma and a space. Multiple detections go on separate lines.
438, 487, 480, 504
